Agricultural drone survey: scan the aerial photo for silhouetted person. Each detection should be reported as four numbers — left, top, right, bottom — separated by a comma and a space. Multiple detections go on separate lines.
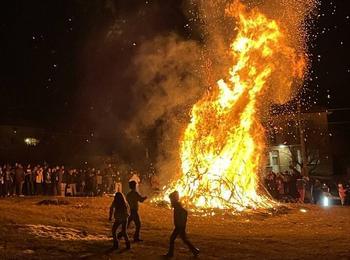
14, 164, 25, 196
120, 180, 147, 242
164, 191, 199, 258
313, 179, 322, 204
109, 192, 130, 250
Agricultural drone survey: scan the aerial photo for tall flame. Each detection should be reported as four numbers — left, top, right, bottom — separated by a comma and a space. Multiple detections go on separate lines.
162, 1, 306, 212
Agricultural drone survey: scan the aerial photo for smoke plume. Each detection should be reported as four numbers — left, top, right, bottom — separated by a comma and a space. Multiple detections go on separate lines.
125, 0, 316, 184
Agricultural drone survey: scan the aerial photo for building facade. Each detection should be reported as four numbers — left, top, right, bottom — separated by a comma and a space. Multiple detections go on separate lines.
265, 111, 333, 176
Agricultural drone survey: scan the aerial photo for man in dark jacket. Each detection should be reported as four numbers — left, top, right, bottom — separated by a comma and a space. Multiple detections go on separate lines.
24, 165, 34, 195
57, 166, 65, 196
119, 180, 147, 242
164, 191, 199, 258
66, 169, 77, 196
14, 164, 25, 196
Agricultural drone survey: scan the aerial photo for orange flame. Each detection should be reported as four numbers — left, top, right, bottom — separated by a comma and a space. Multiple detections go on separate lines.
161, 1, 306, 212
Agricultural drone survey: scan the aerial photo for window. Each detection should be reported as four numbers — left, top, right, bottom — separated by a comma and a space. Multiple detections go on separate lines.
270, 150, 279, 166
24, 137, 40, 146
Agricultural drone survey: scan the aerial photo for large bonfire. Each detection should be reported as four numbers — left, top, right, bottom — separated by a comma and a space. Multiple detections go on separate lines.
160, 0, 311, 212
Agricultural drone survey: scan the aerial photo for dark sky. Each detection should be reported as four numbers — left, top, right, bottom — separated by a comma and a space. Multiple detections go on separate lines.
0, 0, 349, 135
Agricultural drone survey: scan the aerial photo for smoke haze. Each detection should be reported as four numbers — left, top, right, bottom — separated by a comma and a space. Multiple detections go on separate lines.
78, 0, 316, 183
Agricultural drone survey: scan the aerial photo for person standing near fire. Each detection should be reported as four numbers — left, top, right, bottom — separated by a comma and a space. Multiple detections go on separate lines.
164, 191, 199, 258
109, 192, 131, 250
119, 180, 147, 242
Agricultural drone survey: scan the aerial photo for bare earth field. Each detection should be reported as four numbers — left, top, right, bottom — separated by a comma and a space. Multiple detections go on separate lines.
0, 197, 349, 260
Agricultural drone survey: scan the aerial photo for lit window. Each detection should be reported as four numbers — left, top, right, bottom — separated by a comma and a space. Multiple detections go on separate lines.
24, 137, 40, 146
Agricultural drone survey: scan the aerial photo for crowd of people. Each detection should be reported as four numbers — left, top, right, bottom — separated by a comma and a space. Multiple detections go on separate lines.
0, 161, 198, 256
1, 162, 349, 206
264, 170, 350, 205
1, 162, 349, 256
0, 163, 160, 198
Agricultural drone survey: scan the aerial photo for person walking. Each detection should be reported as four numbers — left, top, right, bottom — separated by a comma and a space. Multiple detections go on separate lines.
164, 191, 199, 258
119, 181, 147, 242
109, 192, 131, 250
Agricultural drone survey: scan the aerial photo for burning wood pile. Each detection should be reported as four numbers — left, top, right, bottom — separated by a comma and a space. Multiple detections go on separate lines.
154, 0, 316, 213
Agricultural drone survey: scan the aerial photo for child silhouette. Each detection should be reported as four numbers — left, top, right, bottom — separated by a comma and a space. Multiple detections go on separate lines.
164, 191, 199, 257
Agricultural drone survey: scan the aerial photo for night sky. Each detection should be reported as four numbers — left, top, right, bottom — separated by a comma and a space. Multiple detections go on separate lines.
0, 0, 349, 135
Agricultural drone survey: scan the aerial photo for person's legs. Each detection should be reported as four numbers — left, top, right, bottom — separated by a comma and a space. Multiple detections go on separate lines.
121, 220, 130, 249
118, 214, 133, 239
25, 181, 30, 195
72, 184, 77, 196
15, 181, 19, 195
301, 188, 305, 203
47, 184, 51, 195
297, 189, 301, 202
133, 211, 141, 240
166, 228, 179, 256
112, 221, 120, 249
4, 181, 9, 196
30, 181, 34, 195
179, 229, 198, 255
53, 183, 57, 196
81, 183, 85, 194
28, 181, 32, 195
57, 182, 61, 196
10, 181, 15, 196
127, 213, 134, 228
19, 181, 24, 195
61, 183, 66, 196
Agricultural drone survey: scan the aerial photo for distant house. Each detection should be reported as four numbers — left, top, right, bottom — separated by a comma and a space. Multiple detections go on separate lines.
265, 111, 333, 176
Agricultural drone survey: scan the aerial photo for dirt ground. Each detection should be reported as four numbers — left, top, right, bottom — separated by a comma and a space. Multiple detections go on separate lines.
0, 196, 349, 260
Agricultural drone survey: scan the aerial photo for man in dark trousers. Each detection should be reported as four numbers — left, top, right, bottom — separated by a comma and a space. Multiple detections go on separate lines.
119, 180, 147, 242
14, 163, 25, 196
164, 191, 199, 258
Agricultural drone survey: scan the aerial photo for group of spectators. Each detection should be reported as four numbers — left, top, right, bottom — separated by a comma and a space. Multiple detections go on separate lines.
264, 170, 350, 205
0, 163, 160, 197
2, 162, 349, 206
